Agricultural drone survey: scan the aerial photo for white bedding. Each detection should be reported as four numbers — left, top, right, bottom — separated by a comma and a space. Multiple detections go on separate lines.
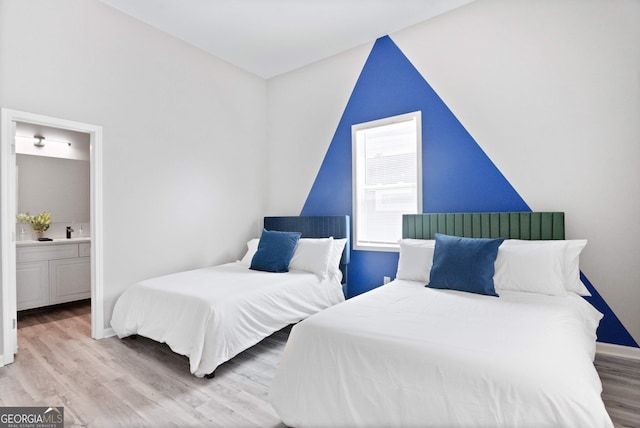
270, 279, 613, 428
110, 262, 344, 377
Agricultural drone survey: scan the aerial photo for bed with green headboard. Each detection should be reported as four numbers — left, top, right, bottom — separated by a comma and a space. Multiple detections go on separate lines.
403, 211, 565, 240
270, 211, 612, 428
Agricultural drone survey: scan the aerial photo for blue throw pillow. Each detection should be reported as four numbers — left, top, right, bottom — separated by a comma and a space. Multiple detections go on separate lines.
250, 229, 302, 273
428, 233, 504, 297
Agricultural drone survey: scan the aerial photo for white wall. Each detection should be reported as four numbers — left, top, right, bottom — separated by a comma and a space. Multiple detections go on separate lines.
0, 0, 268, 351
266, 44, 372, 215
267, 0, 640, 343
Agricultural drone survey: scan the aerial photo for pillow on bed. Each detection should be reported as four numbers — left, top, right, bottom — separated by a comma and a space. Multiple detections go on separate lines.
289, 237, 334, 278
250, 229, 301, 273
497, 239, 590, 296
428, 233, 504, 297
396, 239, 435, 282
328, 238, 348, 277
494, 241, 568, 296
239, 238, 260, 266
563, 239, 590, 296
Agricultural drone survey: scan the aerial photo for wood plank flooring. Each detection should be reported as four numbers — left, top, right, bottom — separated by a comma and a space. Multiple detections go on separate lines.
1, 300, 639, 427
3, 301, 287, 427
595, 353, 640, 428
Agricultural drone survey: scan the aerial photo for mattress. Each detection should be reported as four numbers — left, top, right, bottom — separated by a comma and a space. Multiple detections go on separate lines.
110, 262, 344, 377
269, 279, 613, 428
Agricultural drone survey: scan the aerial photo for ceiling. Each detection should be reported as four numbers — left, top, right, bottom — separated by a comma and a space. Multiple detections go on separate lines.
99, 0, 473, 79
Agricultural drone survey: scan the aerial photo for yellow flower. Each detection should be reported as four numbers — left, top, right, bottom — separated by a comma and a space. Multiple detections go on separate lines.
17, 211, 51, 233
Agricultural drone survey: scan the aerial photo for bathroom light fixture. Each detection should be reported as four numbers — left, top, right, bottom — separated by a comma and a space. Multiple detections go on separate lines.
15, 135, 71, 147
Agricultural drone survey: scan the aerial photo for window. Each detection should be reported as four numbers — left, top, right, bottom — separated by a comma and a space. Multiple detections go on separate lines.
352, 111, 422, 251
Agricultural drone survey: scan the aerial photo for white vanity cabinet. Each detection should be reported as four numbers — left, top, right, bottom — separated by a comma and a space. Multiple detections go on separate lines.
15, 260, 49, 310
16, 239, 91, 311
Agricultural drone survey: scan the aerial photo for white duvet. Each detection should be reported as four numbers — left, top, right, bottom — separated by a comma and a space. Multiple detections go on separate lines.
110, 262, 344, 377
270, 279, 613, 428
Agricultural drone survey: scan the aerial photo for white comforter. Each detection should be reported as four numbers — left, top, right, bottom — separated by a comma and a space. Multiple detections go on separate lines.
270, 279, 613, 428
111, 262, 344, 377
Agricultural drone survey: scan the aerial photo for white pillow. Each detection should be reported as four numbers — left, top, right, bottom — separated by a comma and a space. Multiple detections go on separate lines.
562, 240, 590, 296
494, 241, 568, 296
498, 239, 590, 296
289, 237, 334, 278
396, 239, 436, 283
328, 238, 348, 276
239, 238, 260, 266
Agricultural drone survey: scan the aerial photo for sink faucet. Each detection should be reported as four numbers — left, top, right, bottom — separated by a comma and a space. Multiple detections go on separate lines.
66, 226, 74, 239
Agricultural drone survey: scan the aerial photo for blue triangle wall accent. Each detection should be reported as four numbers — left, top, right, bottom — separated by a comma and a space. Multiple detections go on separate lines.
300, 36, 637, 347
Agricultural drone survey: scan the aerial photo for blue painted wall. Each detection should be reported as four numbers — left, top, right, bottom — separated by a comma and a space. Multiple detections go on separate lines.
301, 35, 637, 347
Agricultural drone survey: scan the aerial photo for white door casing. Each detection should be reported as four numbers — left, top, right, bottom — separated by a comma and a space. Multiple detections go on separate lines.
0, 108, 104, 366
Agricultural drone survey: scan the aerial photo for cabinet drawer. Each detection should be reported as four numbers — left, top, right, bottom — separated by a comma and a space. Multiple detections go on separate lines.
17, 244, 78, 262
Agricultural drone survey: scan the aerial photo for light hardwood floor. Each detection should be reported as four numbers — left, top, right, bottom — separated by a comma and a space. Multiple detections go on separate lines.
595, 353, 640, 428
2, 300, 639, 427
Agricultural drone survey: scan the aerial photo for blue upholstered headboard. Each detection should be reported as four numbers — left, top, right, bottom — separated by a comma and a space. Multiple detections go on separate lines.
264, 215, 350, 282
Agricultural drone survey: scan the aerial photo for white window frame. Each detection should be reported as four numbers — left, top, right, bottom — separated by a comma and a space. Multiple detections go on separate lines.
352, 111, 422, 252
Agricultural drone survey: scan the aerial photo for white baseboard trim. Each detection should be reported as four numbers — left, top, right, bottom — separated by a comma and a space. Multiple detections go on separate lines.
596, 342, 640, 360
102, 327, 116, 338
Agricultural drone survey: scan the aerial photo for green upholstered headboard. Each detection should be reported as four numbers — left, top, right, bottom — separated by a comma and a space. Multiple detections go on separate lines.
402, 212, 565, 240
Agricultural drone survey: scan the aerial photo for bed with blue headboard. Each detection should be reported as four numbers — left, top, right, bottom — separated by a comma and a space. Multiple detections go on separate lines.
270, 212, 612, 428
111, 215, 350, 378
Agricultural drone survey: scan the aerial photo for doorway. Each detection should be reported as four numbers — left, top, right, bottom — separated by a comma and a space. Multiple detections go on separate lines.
1, 109, 104, 366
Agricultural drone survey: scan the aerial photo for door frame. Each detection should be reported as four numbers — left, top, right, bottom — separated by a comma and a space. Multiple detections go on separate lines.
1, 108, 104, 365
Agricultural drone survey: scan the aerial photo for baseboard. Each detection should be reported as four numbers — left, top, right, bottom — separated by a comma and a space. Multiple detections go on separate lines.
596, 342, 640, 360
102, 327, 116, 338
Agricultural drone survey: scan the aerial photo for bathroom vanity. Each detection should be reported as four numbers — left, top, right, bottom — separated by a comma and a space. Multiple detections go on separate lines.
16, 237, 91, 310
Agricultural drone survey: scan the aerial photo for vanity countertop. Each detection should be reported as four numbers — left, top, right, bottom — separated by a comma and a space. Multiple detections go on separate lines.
17, 237, 91, 247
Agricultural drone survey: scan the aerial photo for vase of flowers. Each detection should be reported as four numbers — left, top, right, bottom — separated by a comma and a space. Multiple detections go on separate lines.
17, 211, 52, 240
